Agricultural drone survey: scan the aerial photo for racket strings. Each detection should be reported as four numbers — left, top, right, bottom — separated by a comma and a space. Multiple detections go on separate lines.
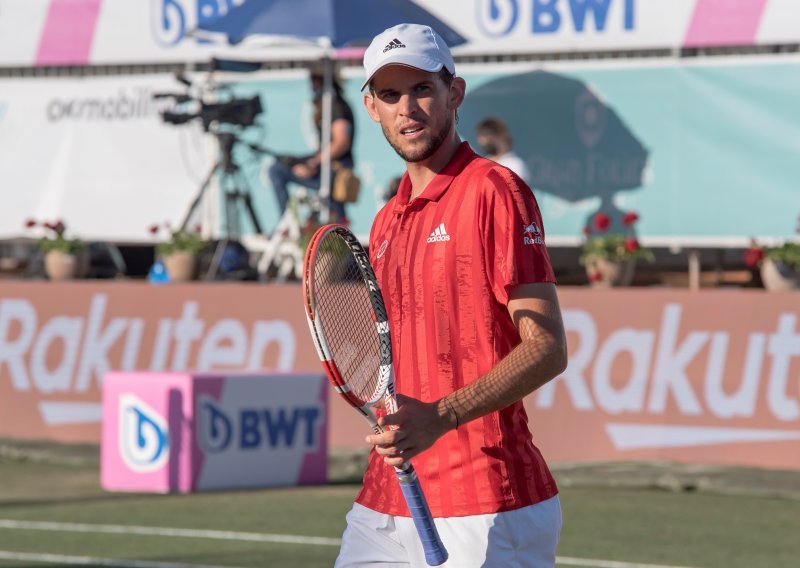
313, 233, 382, 405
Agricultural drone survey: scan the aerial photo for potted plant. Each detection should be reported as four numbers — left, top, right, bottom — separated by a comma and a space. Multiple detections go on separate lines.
744, 239, 800, 291
25, 219, 86, 281
149, 223, 206, 282
580, 211, 653, 288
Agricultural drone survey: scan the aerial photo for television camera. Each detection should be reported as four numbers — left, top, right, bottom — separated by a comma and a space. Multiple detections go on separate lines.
153, 73, 263, 132
153, 69, 271, 278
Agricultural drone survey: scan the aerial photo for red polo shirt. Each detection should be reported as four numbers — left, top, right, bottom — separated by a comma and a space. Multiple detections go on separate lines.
356, 142, 558, 518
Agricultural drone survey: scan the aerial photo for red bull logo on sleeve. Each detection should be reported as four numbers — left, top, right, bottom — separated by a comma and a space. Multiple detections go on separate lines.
523, 222, 545, 245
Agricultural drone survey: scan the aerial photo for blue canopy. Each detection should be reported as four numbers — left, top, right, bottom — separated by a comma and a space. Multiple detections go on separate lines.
195, 0, 466, 48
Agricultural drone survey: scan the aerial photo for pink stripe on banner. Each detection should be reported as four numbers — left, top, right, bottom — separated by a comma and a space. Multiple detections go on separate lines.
684, 0, 769, 48
36, 0, 102, 66
297, 378, 329, 485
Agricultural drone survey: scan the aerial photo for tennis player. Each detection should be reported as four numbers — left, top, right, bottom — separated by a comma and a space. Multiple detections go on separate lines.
335, 23, 568, 567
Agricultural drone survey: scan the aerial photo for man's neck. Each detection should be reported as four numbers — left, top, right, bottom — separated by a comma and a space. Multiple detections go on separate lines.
407, 132, 462, 200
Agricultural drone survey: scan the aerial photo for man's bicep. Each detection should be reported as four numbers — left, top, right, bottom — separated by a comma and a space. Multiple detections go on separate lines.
507, 282, 565, 342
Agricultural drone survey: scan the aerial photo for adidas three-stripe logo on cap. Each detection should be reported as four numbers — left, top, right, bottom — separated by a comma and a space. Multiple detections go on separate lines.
382, 38, 406, 53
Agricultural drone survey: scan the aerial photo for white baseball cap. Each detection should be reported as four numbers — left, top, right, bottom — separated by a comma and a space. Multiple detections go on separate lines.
361, 23, 455, 91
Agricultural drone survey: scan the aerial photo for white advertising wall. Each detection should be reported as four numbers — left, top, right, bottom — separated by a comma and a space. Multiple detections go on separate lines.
0, 74, 211, 242
1, 0, 799, 68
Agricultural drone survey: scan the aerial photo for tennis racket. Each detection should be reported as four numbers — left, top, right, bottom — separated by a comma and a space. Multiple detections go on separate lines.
302, 224, 448, 566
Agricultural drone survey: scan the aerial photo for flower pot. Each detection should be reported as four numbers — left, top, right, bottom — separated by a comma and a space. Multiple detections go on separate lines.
760, 258, 800, 292
586, 258, 636, 288
163, 251, 197, 282
44, 250, 79, 281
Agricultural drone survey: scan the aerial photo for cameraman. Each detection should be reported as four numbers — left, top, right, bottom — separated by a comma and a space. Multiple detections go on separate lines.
267, 68, 355, 222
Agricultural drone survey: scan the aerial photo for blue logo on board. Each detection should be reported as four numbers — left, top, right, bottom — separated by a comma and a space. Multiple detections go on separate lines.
197, 396, 233, 453
476, 0, 635, 37
119, 394, 170, 472
150, 0, 246, 46
197, 396, 322, 453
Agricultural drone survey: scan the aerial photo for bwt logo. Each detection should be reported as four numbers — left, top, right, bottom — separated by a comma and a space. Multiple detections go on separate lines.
119, 394, 170, 473
477, 0, 635, 37
197, 396, 322, 453
150, 0, 246, 46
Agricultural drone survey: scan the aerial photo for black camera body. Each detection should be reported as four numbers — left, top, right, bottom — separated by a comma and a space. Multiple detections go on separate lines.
161, 95, 263, 131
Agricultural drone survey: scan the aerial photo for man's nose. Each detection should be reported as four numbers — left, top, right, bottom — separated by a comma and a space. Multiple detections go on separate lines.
398, 93, 419, 115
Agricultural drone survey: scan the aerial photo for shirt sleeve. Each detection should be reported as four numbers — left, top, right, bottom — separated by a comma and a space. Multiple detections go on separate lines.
481, 167, 556, 306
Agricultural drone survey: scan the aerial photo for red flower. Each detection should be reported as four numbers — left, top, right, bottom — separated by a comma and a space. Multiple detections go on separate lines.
593, 212, 611, 232
622, 211, 640, 226
744, 246, 764, 268
148, 224, 160, 235
52, 220, 66, 235
589, 271, 603, 283
193, 224, 203, 234
24, 218, 37, 228
624, 237, 640, 253
582, 226, 591, 237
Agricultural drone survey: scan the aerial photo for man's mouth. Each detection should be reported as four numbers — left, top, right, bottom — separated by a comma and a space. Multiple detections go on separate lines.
400, 125, 424, 136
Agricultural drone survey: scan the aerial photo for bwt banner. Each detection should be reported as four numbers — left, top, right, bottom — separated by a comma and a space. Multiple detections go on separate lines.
101, 372, 327, 492
1, 281, 799, 471
1, 0, 799, 67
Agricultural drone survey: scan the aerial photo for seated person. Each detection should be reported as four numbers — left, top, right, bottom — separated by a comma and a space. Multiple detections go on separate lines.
268, 69, 355, 223
476, 116, 531, 184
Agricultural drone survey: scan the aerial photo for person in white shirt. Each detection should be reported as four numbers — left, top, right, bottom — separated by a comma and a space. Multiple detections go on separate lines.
476, 116, 531, 184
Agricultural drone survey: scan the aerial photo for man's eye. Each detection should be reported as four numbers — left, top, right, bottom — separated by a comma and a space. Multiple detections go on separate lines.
415, 85, 431, 94
379, 92, 399, 102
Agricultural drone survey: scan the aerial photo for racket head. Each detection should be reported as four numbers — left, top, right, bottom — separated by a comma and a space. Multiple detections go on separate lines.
302, 224, 393, 410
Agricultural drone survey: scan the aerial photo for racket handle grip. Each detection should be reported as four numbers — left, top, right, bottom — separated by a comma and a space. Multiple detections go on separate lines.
395, 466, 448, 566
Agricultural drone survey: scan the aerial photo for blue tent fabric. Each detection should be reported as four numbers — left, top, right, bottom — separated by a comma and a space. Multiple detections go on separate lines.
196, 0, 466, 48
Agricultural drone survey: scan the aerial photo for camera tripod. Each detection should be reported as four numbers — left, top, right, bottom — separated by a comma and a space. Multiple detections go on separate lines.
181, 131, 264, 240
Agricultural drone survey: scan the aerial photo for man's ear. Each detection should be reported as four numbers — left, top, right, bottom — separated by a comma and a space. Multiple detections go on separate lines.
449, 77, 467, 111
363, 93, 381, 123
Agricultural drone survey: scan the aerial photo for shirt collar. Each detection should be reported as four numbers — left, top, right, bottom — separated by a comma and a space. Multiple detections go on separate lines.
393, 141, 477, 214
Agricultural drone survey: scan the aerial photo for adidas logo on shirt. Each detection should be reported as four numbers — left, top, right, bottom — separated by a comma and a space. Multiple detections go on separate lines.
426, 223, 451, 243
382, 38, 406, 53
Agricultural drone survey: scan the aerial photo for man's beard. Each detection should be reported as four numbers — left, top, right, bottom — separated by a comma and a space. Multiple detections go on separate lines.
382, 114, 452, 163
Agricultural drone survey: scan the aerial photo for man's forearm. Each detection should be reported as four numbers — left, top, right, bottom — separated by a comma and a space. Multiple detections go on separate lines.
437, 337, 567, 430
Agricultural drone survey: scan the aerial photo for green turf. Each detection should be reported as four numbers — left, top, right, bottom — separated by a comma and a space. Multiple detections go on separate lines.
0, 443, 798, 567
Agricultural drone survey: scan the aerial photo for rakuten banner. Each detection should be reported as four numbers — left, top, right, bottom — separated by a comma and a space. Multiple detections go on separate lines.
1, 282, 798, 470
530, 289, 800, 470
0, 282, 317, 442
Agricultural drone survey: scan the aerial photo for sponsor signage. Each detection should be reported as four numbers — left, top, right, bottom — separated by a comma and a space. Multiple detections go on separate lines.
528, 290, 800, 470
1, 282, 799, 471
0, 74, 210, 243
3, 60, 800, 244
1, 1, 799, 67
101, 371, 327, 492
0, 282, 304, 442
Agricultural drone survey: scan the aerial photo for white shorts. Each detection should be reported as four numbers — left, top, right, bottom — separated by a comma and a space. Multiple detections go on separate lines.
334, 495, 562, 568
